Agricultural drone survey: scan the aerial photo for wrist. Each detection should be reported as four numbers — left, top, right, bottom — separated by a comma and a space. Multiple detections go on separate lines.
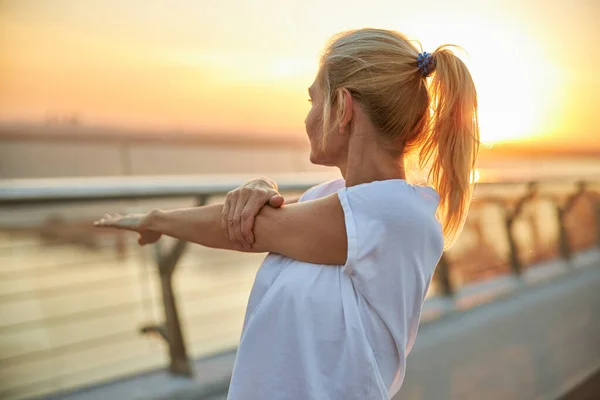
144, 208, 165, 231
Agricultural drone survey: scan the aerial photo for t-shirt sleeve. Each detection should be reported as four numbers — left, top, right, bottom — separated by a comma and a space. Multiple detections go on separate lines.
298, 178, 345, 203
336, 183, 443, 334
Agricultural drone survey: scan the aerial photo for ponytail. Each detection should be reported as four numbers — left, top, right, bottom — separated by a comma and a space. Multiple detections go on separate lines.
419, 46, 480, 248
318, 30, 479, 248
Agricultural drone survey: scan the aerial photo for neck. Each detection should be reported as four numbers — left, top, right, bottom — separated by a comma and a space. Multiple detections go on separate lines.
339, 134, 406, 187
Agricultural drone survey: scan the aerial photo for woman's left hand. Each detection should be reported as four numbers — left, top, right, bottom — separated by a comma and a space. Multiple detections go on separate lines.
94, 212, 162, 245
222, 177, 284, 250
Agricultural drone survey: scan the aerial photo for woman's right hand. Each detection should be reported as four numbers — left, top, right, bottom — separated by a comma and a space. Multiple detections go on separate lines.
94, 212, 162, 246
222, 177, 285, 250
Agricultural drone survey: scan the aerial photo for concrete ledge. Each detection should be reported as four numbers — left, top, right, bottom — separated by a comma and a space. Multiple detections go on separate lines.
396, 261, 600, 400
560, 367, 600, 399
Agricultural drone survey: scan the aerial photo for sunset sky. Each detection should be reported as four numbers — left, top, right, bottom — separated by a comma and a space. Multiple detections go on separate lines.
1, 0, 598, 148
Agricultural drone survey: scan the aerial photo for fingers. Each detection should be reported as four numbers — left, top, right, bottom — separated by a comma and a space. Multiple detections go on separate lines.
232, 194, 250, 250
221, 185, 283, 251
223, 191, 239, 248
94, 213, 143, 233
268, 194, 285, 208
237, 187, 279, 247
221, 194, 231, 231
223, 188, 256, 249
240, 197, 266, 244
95, 213, 160, 249
94, 213, 121, 228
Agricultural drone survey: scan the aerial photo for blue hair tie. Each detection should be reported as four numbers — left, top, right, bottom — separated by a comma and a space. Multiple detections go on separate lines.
417, 52, 435, 77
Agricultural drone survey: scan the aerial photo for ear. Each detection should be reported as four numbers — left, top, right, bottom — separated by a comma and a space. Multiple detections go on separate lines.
337, 88, 353, 135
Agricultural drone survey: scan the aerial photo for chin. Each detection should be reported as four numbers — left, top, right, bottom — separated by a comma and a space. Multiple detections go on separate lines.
309, 152, 325, 166
309, 154, 335, 167
309, 152, 319, 165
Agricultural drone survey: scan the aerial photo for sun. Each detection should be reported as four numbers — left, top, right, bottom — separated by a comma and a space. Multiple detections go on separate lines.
415, 20, 561, 146
476, 79, 538, 144
474, 60, 557, 145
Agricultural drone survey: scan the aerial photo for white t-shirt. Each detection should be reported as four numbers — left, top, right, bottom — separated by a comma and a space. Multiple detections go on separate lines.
227, 178, 444, 400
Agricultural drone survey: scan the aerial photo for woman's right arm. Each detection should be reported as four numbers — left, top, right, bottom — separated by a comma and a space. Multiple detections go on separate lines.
94, 193, 347, 264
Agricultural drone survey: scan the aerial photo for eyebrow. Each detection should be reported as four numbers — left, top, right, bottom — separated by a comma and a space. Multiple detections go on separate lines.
308, 87, 313, 95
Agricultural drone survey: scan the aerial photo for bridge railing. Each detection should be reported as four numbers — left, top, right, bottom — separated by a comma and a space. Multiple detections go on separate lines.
0, 173, 598, 399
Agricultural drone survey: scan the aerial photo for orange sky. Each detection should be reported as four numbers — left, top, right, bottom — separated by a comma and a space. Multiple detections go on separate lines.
1, 0, 599, 148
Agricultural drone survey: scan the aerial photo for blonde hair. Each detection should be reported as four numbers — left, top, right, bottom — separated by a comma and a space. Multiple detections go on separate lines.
318, 28, 480, 248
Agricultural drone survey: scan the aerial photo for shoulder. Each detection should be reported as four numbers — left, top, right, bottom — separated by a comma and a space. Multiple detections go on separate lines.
338, 179, 439, 219
299, 178, 346, 202
337, 179, 443, 249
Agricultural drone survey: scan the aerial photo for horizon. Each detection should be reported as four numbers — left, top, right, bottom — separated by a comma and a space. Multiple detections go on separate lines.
1, 120, 599, 159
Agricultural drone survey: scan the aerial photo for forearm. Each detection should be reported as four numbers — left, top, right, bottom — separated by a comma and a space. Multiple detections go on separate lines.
146, 205, 257, 252
287, 196, 300, 205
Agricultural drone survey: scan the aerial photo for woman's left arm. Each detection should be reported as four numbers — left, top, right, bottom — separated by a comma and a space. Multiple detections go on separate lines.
96, 194, 347, 265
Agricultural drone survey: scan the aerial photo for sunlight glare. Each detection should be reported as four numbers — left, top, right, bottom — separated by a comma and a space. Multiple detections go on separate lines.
470, 168, 480, 184
410, 18, 561, 145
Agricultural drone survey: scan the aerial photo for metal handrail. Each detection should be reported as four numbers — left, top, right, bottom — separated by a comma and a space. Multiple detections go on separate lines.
0, 173, 340, 205
1, 173, 598, 205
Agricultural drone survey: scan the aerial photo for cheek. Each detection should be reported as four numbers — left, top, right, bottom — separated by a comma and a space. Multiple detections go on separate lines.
305, 106, 325, 149
305, 106, 319, 138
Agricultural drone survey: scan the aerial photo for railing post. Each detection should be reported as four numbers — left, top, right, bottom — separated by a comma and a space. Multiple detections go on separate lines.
504, 214, 522, 275
143, 196, 207, 377
436, 254, 454, 297
556, 182, 586, 262
556, 205, 572, 262
156, 239, 192, 376
503, 182, 537, 276
595, 196, 600, 249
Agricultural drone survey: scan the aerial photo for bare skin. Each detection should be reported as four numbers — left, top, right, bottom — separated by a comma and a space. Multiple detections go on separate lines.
116, 176, 300, 248
220, 176, 298, 249
94, 79, 406, 265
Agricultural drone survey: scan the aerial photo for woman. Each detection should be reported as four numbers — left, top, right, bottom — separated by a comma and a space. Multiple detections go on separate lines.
96, 28, 479, 399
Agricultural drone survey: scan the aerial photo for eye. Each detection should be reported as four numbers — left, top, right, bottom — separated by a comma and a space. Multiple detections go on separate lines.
308, 98, 313, 104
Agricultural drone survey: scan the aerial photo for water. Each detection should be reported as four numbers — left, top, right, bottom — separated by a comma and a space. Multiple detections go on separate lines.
2, 134, 600, 180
